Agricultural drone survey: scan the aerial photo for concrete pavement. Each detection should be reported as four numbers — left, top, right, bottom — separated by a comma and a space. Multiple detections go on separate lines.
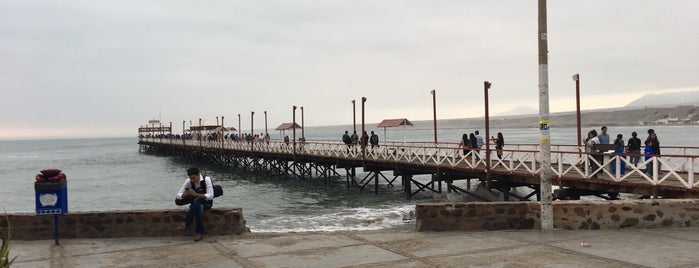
9, 227, 699, 267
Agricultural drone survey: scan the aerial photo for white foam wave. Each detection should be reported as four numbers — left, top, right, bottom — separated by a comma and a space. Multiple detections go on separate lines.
250, 204, 415, 233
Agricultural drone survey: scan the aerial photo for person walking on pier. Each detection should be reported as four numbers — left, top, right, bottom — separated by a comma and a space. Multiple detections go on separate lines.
342, 131, 352, 153
175, 167, 214, 241
475, 130, 484, 159
469, 133, 479, 161
627, 131, 642, 168
459, 133, 470, 156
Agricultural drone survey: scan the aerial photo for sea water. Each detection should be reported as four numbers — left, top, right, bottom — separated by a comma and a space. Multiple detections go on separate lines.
1, 125, 696, 232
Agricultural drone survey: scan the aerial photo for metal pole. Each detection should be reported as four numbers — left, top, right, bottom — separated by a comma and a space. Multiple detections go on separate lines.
573, 74, 582, 150
198, 118, 202, 147
264, 111, 268, 135
238, 114, 241, 137
301, 106, 305, 139
251, 111, 254, 150
538, 0, 554, 230
361, 97, 366, 159
484, 81, 492, 187
182, 120, 185, 135
292, 106, 297, 154
352, 100, 356, 133
221, 116, 225, 146
431, 89, 437, 145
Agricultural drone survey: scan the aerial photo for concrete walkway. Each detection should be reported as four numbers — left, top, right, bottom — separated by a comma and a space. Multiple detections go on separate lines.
9, 227, 699, 267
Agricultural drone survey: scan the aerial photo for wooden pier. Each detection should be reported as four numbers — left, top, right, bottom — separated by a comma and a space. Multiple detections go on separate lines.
138, 137, 699, 200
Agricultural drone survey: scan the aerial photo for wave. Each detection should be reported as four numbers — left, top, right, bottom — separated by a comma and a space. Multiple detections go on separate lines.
250, 204, 415, 233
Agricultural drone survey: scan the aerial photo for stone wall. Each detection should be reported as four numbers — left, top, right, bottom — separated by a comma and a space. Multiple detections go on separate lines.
416, 199, 699, 231
1, 208, 250, 240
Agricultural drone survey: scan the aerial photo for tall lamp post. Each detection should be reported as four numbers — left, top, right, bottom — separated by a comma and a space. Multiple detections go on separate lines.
484, 81, 492, 187
573, 74, 582, 150
361, 97, 366, 158
237, 114, 241, 138
431, 89, 437, 145
251, 111, 254, 150
182, 121, 185, 135
221, 115, 225, 145
264, 111, 268, 135
538, 0, 554, 230
301, 106, 305, 140
292, 106, 297, 154
351, 100, 356, 133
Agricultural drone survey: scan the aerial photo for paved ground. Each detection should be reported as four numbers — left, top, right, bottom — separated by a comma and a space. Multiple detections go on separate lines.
9, 227, 699, 268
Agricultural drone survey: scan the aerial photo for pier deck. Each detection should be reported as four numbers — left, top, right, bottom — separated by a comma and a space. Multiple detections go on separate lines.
138, 138, 699, 199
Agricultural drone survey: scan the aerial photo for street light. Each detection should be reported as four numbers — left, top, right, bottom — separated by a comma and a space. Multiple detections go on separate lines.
484, 81, 492, 188
351, 100, 356, 132
573, 74, 581, 150
301, 106, 305, 140
251, 111, 255, 150
292, 106, 297, 154
264, 111, 268, 136
237, 114, 241, 138
361, 97, 366, 158
538, 0, 554, 230
431, 89, 437, 145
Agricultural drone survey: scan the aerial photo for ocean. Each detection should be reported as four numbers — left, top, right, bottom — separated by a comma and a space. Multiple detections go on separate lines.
1, 124, 696, 232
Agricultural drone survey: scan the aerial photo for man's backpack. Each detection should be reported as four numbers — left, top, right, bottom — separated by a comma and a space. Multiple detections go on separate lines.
175, 176, 223, 206
191, 176, 223, 198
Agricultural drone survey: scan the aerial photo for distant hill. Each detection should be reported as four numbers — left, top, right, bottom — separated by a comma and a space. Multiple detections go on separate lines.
626, 91, 699, 108
407, 105, 699, 130
495, 105, 538, 116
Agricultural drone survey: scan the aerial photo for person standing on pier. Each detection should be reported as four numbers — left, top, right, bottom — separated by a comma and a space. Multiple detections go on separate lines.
492, 132, 504, 160
176, 167, 214, 242
459, 133, 470, 156
585, 130, 601, 178
598, 126, 610, 144
611, 134, 626, 175
342, 131, 352, 153
644, 129, 661, 174
627, 131, 642, 168
469, 133, 479, 161
370, 131, 379, 150
475, 131, 484, 161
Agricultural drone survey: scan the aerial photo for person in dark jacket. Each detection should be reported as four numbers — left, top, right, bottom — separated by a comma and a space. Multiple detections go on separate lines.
469, 133, 479, 161
644, 129, 661, 174
626, 131, 642, 168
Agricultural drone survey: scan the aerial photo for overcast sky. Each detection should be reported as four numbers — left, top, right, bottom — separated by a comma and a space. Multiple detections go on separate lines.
1, 0, 697, 139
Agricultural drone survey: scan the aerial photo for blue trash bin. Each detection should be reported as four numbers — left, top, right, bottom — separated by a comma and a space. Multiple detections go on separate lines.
35, 180, 68, 215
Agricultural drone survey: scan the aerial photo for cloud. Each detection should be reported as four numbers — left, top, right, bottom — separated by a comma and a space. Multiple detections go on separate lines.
0, 0, 697, 139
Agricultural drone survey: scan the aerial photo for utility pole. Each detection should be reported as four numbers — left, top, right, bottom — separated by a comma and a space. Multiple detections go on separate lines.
538, 0, 554, 230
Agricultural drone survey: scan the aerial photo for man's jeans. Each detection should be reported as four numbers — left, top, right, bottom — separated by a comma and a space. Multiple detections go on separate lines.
185, 197, 212, 234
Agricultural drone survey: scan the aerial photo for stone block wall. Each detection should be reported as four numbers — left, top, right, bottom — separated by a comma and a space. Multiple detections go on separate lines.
1, 208, 250, 240
416, 199, 699, 231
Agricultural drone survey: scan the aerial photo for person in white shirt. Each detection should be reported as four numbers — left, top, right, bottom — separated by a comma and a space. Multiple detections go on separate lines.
175, 167, 214, 241
585, 130, 601, 178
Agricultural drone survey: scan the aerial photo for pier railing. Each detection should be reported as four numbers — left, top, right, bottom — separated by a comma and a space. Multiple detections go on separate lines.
140, 137, 698, 189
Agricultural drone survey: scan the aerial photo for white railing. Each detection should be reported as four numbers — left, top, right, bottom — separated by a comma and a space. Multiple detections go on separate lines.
139, 137, 699, 189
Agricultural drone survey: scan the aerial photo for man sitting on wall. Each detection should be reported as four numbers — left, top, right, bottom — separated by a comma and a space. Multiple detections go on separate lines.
175, 167, 214, 241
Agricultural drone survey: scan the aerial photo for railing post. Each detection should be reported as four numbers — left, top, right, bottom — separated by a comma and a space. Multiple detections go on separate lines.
688, 157, 694, 188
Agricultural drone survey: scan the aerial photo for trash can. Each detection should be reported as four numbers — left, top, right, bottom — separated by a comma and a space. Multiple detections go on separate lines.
35, 180, 68, 215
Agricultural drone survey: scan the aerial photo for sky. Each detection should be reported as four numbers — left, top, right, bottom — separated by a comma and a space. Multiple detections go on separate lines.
1, 0, 698, 139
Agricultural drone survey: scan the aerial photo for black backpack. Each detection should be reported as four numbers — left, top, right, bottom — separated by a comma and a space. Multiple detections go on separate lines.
191, 176, 223, 198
